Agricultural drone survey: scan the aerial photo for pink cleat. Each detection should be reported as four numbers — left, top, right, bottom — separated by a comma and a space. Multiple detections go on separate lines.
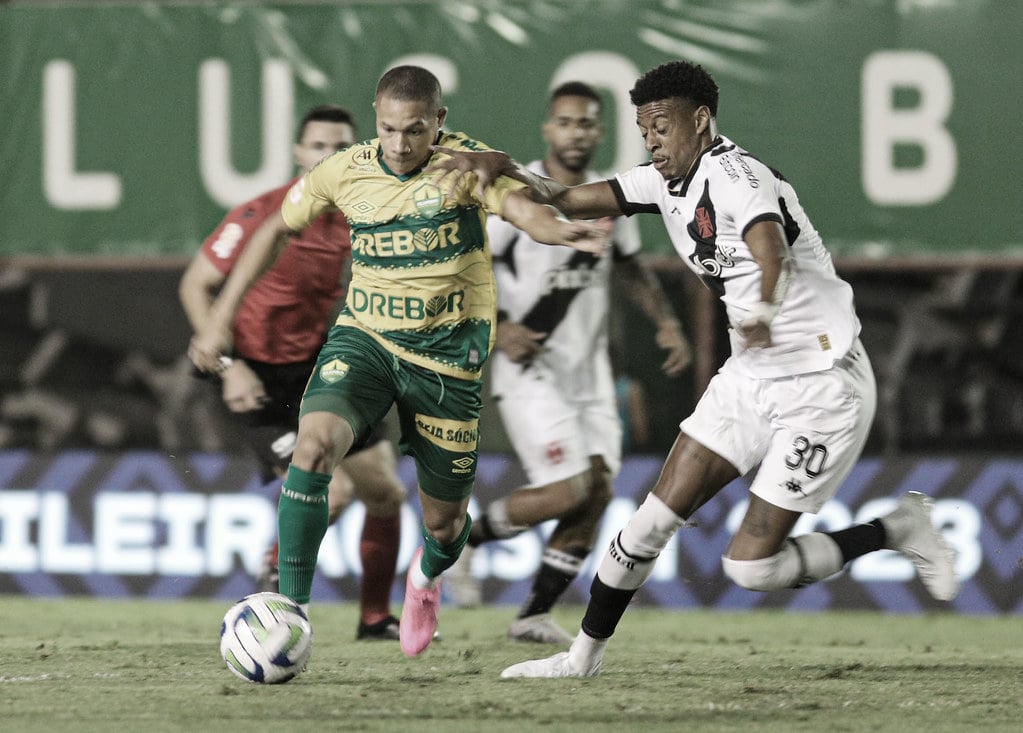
399, 548, 441, 657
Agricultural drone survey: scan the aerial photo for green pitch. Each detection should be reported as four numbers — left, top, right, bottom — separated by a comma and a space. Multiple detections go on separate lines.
0, 597, 1018, 732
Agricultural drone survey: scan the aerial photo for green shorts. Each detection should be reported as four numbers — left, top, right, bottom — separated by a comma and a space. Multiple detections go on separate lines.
300, 325, 482, 502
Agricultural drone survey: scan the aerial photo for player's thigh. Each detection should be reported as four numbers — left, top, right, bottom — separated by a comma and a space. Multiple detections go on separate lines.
395, 364, 481, 503
751, 342, 877, 514
497, 379, 593, 488
299, 326, 398, 442
680, 358, 772, 476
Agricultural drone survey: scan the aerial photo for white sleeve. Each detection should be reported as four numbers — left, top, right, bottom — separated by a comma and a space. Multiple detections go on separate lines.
486, 213, 520, 258
728, 157, 785, 236
613, 165, 664, 210
611, 213, 642, 257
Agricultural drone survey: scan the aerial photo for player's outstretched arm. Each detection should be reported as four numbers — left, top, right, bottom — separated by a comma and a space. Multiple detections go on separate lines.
188, 210, 295, 373
428, 146, 567, 203
429, 146, 625, 222
499, 191, 609, 255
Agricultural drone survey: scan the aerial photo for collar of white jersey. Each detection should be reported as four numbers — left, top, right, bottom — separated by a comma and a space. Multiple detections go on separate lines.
667, 135, 730, 196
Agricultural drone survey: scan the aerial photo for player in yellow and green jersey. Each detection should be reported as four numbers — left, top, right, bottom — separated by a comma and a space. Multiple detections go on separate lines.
189, 65, 609, 658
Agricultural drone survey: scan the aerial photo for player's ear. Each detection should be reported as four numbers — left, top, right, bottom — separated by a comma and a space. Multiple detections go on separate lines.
436, 106, 449, 128
694, 105, 712, 134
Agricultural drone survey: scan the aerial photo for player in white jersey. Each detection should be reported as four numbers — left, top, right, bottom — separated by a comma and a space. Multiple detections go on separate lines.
448, 83, 691, 644
428, 60, 959, 678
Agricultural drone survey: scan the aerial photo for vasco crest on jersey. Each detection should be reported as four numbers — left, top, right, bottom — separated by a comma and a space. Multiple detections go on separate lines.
686, 181, 734, 283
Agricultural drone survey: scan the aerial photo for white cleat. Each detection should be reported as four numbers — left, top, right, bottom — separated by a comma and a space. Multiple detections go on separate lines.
501, 650, 601, 679
881, 491, 959, 601
446, 546, 482, 609
507, 613, 575, 644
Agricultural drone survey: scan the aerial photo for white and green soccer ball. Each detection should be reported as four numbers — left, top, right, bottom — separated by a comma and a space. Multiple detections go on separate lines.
219, 592, 313, 684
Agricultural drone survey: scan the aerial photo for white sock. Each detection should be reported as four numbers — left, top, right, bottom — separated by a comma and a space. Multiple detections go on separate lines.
410, 553, 438, 590
569, 630, 608, 667
597, 493, 685, 590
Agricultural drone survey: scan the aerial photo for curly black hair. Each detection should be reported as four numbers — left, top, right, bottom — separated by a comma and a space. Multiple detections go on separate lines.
629, 61, 719, 116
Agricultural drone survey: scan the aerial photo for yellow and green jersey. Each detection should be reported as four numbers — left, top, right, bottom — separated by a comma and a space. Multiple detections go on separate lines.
281, 131, 525, 380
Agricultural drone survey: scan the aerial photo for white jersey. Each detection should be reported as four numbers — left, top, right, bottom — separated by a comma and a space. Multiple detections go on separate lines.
612, 135, 859, 378
488, 160, 641, 401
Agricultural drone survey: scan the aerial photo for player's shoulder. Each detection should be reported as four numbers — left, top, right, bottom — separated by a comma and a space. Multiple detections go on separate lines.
438, 130, 493, 153
616, 160, 665, 193
706, 137, 775, 179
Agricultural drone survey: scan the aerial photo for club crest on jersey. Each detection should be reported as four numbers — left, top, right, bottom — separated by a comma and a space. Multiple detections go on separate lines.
694, 207, 715, 239
545, 441, 565, 464
319, 358, 350, 384
413, 183, 443, 217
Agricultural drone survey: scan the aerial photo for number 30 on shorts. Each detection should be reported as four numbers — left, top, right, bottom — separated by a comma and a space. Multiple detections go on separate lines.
783, 436, 828, 477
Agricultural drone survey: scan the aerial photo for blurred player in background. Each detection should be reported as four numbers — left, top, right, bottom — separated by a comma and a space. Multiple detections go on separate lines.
447, 82, 691, 646
429, 60, 958, 679
179, 104, 408, 641
187, 66, 611, 658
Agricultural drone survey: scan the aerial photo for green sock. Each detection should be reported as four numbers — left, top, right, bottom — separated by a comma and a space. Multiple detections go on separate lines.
277, 465, 330, 604
420, 515, 472, 579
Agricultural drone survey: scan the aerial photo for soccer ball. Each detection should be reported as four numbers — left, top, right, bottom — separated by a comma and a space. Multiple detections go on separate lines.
219, 592, 313, 684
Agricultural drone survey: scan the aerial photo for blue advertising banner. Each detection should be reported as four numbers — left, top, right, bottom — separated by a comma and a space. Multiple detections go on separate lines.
0, 450, 1012, 614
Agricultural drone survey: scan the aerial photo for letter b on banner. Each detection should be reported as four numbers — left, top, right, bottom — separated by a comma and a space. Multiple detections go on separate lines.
862, 50, 956, 205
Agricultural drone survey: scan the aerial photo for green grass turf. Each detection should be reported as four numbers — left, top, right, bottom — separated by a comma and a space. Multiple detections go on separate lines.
0, 597, 1019, 732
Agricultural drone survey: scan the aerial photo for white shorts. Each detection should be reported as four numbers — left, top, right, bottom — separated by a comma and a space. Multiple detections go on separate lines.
496, 370, 622, 488
680, 339, 876, 513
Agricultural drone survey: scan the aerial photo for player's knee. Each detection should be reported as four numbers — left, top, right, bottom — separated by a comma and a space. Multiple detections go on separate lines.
358, 476, 405, 516
292, 431, 334, 472
349, 443, 405, 515
720, 546, 799, 592
293, 415, 354, 472
326, 470, 355, 523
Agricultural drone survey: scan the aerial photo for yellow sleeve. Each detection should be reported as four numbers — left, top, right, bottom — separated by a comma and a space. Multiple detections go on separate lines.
437, 131, 528, 215
280, 158, 338, 231
480, 175, 528, 217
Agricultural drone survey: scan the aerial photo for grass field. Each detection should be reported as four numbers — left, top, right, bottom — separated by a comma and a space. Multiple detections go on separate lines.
0, 597, 1019, 733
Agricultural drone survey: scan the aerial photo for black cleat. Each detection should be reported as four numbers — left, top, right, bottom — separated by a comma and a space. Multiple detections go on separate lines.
356, 615, 401, 641
356, 615, 442, 642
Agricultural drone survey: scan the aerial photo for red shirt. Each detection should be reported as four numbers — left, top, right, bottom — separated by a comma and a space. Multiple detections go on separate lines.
200, 178, 351, 364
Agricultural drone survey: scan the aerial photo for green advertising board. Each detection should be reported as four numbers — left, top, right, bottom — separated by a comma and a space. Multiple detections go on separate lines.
1, 0, 1020, 259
